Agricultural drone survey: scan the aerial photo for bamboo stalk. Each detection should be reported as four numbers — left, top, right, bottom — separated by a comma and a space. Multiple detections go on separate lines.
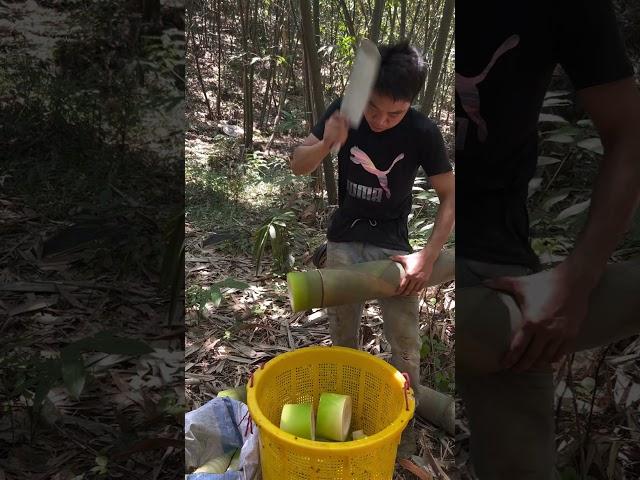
456, 258, 640, 374
287, 249, 454, 312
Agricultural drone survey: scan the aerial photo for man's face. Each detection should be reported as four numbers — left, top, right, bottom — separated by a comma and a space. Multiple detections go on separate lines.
363, 91, 411, 132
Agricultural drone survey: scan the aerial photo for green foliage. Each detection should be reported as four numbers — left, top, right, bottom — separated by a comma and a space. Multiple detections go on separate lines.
187, 159, 243, 207
408, 176, 443, 249
527, 89, 627, 263
1, 332, 153, 418
276, 109, 308, 136
245, 150, 292, 183
91, 455, 109, 476
253, 211, 298, 275
186, 279, 249, 311
160, 210, 186, 325
558, 467, 579, 480
420, 336, 454, 393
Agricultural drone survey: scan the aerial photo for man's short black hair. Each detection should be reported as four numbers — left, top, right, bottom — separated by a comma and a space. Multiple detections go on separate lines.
374, 41, 427, 102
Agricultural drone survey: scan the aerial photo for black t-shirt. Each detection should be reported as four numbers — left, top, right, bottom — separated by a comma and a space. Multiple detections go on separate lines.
456, 0, 634, 268
311, 98, 452, 252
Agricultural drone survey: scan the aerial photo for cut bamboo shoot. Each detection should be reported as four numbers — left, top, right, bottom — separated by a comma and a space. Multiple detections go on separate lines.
287, 249, 454, 312
316, 393, 352, 441
194, 452, 234, 473
457, 258, 640, 374
217, 386, 247, 403
280, 403, 315, 440
227, 449, 241, 470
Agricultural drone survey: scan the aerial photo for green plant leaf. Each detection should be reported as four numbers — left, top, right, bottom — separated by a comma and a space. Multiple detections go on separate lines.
560, 466, 579, 480
537, 156, 562, 167
538, 113, 568, 123
544, 90, 570, 99
555, 199, 591, 222
577, 137, 603, 155
253, 225, 269, 275
576, 119, 594, 128
420, 341, 431, 359
61, 350, 86, 400
542, 192, 569, 211
543, 98, 572, 107
210, 288, 223, 308
544, 134, 574, 144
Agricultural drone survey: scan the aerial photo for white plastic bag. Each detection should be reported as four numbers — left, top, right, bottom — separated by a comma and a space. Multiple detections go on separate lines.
185, 397, 260, 480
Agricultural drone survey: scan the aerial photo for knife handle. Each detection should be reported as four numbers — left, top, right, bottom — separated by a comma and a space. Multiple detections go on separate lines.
330, 143, 340, 155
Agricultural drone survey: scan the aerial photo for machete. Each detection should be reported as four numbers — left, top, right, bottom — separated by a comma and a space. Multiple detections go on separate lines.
331, 38, 381, 153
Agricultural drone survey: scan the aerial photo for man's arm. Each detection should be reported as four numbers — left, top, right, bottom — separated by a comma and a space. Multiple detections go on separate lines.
392, 170, 455, 295
489, 77, 640, 372
291, 112, 349, 175
421, 171, 456, 261
291, 134, 329, 175
563, 77, 640, 288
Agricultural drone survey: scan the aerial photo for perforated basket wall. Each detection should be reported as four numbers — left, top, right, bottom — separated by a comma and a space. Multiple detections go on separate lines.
246, 346, 415, 480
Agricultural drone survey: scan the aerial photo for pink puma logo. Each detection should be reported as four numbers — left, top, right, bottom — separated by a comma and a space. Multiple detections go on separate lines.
350, 146, 404, 198
456, 34, 519, 142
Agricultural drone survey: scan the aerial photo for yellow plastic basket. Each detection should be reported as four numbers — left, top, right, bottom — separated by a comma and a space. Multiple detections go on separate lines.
246, 345, 415, 479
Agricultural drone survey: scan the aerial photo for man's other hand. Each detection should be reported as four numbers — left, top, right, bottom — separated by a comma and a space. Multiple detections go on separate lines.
390, 250, 435, 296
484, 263, 592, 372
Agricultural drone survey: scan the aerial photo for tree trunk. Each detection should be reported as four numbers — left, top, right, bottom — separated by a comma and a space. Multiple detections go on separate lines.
302, 44, 314, 132
337, 0, 357, 40
358, 0, 370, 24
435, 30, 454, 120
421, 0, 453, 116
216, 0, 222, 117
202, 0, 209, 49
426, 0, 442, 54
369, 0, 385, 44
407, 0, 423, 43
399, 0, 407, 40
301, 40, 323, 192
389, 2, 397, 43
260, 58, 276, 130
260, 20, 282, 130
312, 0, 320, 49
239, 0, 254, 150
300, 0, 337, 205
267, 34, 295, 150
329, 2, 338, 86
190, 34, 215, 120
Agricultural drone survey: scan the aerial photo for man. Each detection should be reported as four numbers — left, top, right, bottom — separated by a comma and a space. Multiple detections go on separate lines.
456, 1, 640, 478
291, 42, 455, 437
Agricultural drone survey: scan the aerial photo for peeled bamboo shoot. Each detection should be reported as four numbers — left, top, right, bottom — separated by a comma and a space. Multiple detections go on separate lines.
280, 403, 315, 440
315, 393, 352, 441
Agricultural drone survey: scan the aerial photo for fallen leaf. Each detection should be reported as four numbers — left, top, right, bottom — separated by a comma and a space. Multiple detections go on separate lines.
9, 295, 59, 316
398, 458, 433, 480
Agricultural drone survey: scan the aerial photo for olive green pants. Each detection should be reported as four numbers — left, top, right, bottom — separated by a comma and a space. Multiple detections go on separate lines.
325, 241, 422, 392
456, 257, 640, 480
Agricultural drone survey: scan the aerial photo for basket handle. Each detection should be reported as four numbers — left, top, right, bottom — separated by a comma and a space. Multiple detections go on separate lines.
401, 372, 411, 411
